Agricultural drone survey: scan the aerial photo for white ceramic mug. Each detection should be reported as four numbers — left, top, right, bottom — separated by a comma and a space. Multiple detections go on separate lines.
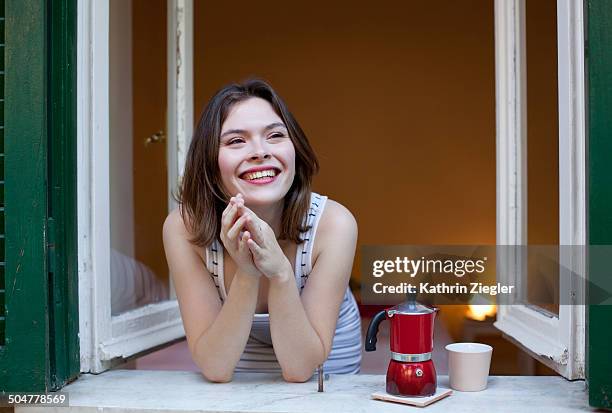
445, 342, 493, 391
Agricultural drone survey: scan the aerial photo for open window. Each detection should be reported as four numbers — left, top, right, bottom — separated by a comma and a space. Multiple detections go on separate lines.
494, 0, 585, 379
77, 0, 194, 372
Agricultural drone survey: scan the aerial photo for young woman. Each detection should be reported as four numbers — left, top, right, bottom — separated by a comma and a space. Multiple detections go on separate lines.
163, 79, 361, 383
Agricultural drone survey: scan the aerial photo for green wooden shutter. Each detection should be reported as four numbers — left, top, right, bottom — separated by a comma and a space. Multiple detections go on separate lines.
587, 0, 612, 409
0, 0, 79, 392
47, 0, 79, 390
0, 0, 5, 347
0, 0, 50, 391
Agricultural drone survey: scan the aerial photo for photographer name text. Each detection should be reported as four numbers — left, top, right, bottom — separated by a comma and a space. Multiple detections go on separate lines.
372, 282, 514, 296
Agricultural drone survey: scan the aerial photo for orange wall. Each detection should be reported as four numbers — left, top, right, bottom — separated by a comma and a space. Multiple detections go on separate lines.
194, 0, 497, 284
132, 0, 169, 287
526, 0, 560, 245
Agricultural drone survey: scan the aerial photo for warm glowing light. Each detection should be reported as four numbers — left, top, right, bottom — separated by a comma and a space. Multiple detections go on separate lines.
467, 305, 497, 321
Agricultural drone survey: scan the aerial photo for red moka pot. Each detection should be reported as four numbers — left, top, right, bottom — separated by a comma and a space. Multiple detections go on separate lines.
365, 299, 438, 397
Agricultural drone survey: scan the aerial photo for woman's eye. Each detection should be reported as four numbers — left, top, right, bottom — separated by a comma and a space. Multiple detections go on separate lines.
268, 132, 286, 139
227, 137, 244, 145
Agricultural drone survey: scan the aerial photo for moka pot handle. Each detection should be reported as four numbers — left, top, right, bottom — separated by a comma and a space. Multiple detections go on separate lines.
364, 310, 387, 352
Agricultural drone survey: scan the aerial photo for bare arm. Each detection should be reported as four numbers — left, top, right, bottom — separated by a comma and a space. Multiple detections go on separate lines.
192, 270, 259, 382
244, 200, 358, 382
267, 267, 327, 382
162, 202, 260, 382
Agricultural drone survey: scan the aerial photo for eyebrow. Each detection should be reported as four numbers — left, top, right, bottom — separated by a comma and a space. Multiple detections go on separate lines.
220, 122, 287, 139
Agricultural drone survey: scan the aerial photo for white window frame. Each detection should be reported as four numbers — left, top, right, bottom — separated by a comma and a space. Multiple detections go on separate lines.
77, 0, 194, 373
494, 0, 585, 379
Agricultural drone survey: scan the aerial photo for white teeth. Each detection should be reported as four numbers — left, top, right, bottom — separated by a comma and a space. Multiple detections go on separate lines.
243, 169, 277, 181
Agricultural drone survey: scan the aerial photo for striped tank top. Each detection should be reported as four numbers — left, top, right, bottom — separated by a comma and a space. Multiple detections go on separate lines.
205, 192, 362, 374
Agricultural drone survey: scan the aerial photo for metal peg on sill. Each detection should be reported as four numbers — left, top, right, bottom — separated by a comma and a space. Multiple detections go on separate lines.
318, 364, 324, 392
145, 130, 166, 147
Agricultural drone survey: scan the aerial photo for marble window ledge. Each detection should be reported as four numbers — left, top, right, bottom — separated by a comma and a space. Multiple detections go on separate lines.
17, 369, 592, 413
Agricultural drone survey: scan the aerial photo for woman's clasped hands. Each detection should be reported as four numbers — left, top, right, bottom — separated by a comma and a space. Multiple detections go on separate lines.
219, 193, 292, 280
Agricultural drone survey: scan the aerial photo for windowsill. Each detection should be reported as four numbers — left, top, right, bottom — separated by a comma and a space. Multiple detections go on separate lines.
16, 370, 591, 413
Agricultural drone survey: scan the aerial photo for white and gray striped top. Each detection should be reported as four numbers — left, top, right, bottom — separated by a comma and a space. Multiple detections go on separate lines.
205, 192, 362, 375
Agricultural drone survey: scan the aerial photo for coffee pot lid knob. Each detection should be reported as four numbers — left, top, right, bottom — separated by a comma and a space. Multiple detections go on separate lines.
389, 292, 436, 315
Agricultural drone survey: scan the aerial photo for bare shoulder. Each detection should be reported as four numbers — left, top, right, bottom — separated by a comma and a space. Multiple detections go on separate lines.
317, 199, 358, 237
163, 208, 190, 242
309, 199, 358, 279
163, 208, 204, 261
164, 208, 187, 234
313, 199, 358, 261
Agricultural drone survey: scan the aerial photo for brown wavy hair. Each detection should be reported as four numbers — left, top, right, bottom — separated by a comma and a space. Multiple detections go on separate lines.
176, 79, 319, 247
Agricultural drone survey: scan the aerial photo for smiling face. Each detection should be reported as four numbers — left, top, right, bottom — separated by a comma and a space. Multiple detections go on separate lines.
218, 97, 296, 207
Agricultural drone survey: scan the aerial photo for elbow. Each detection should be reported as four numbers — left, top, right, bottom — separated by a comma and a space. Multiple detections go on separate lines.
282, 372, 312, 383
281, 341, 328, 383
192, 337, 234, 383
195, 353, 234, 383
201, 368, 233, 383
282, 368, 316, 383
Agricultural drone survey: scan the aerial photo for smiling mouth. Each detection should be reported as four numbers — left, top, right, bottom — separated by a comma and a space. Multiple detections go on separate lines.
239, 168, 280, 182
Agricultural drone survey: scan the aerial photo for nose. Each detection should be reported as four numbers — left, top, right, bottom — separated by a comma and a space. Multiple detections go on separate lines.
249, 139, 271, 160
251, 151, 271, 160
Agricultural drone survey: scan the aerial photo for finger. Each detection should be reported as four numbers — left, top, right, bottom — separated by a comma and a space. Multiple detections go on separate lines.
238, 203, 256, 217
236, 203, 256, 219
239, 204, 264, 225
227, 214, 248, 241
221, 204, 236, 234
221, 202, 239, 231
221, 197, 236, 219
231, 193, 243, 208
238, 230, 250, 255
236, 204, 253, 224
244, 215, 265, 245
222, 196, 237, 216
235, 198, 246, 214
247, 238, 263, 257
227, 214, 247, 240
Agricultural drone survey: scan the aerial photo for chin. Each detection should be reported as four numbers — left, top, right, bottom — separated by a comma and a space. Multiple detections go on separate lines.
235, 182, 288, 205
241, 190, 288, 207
